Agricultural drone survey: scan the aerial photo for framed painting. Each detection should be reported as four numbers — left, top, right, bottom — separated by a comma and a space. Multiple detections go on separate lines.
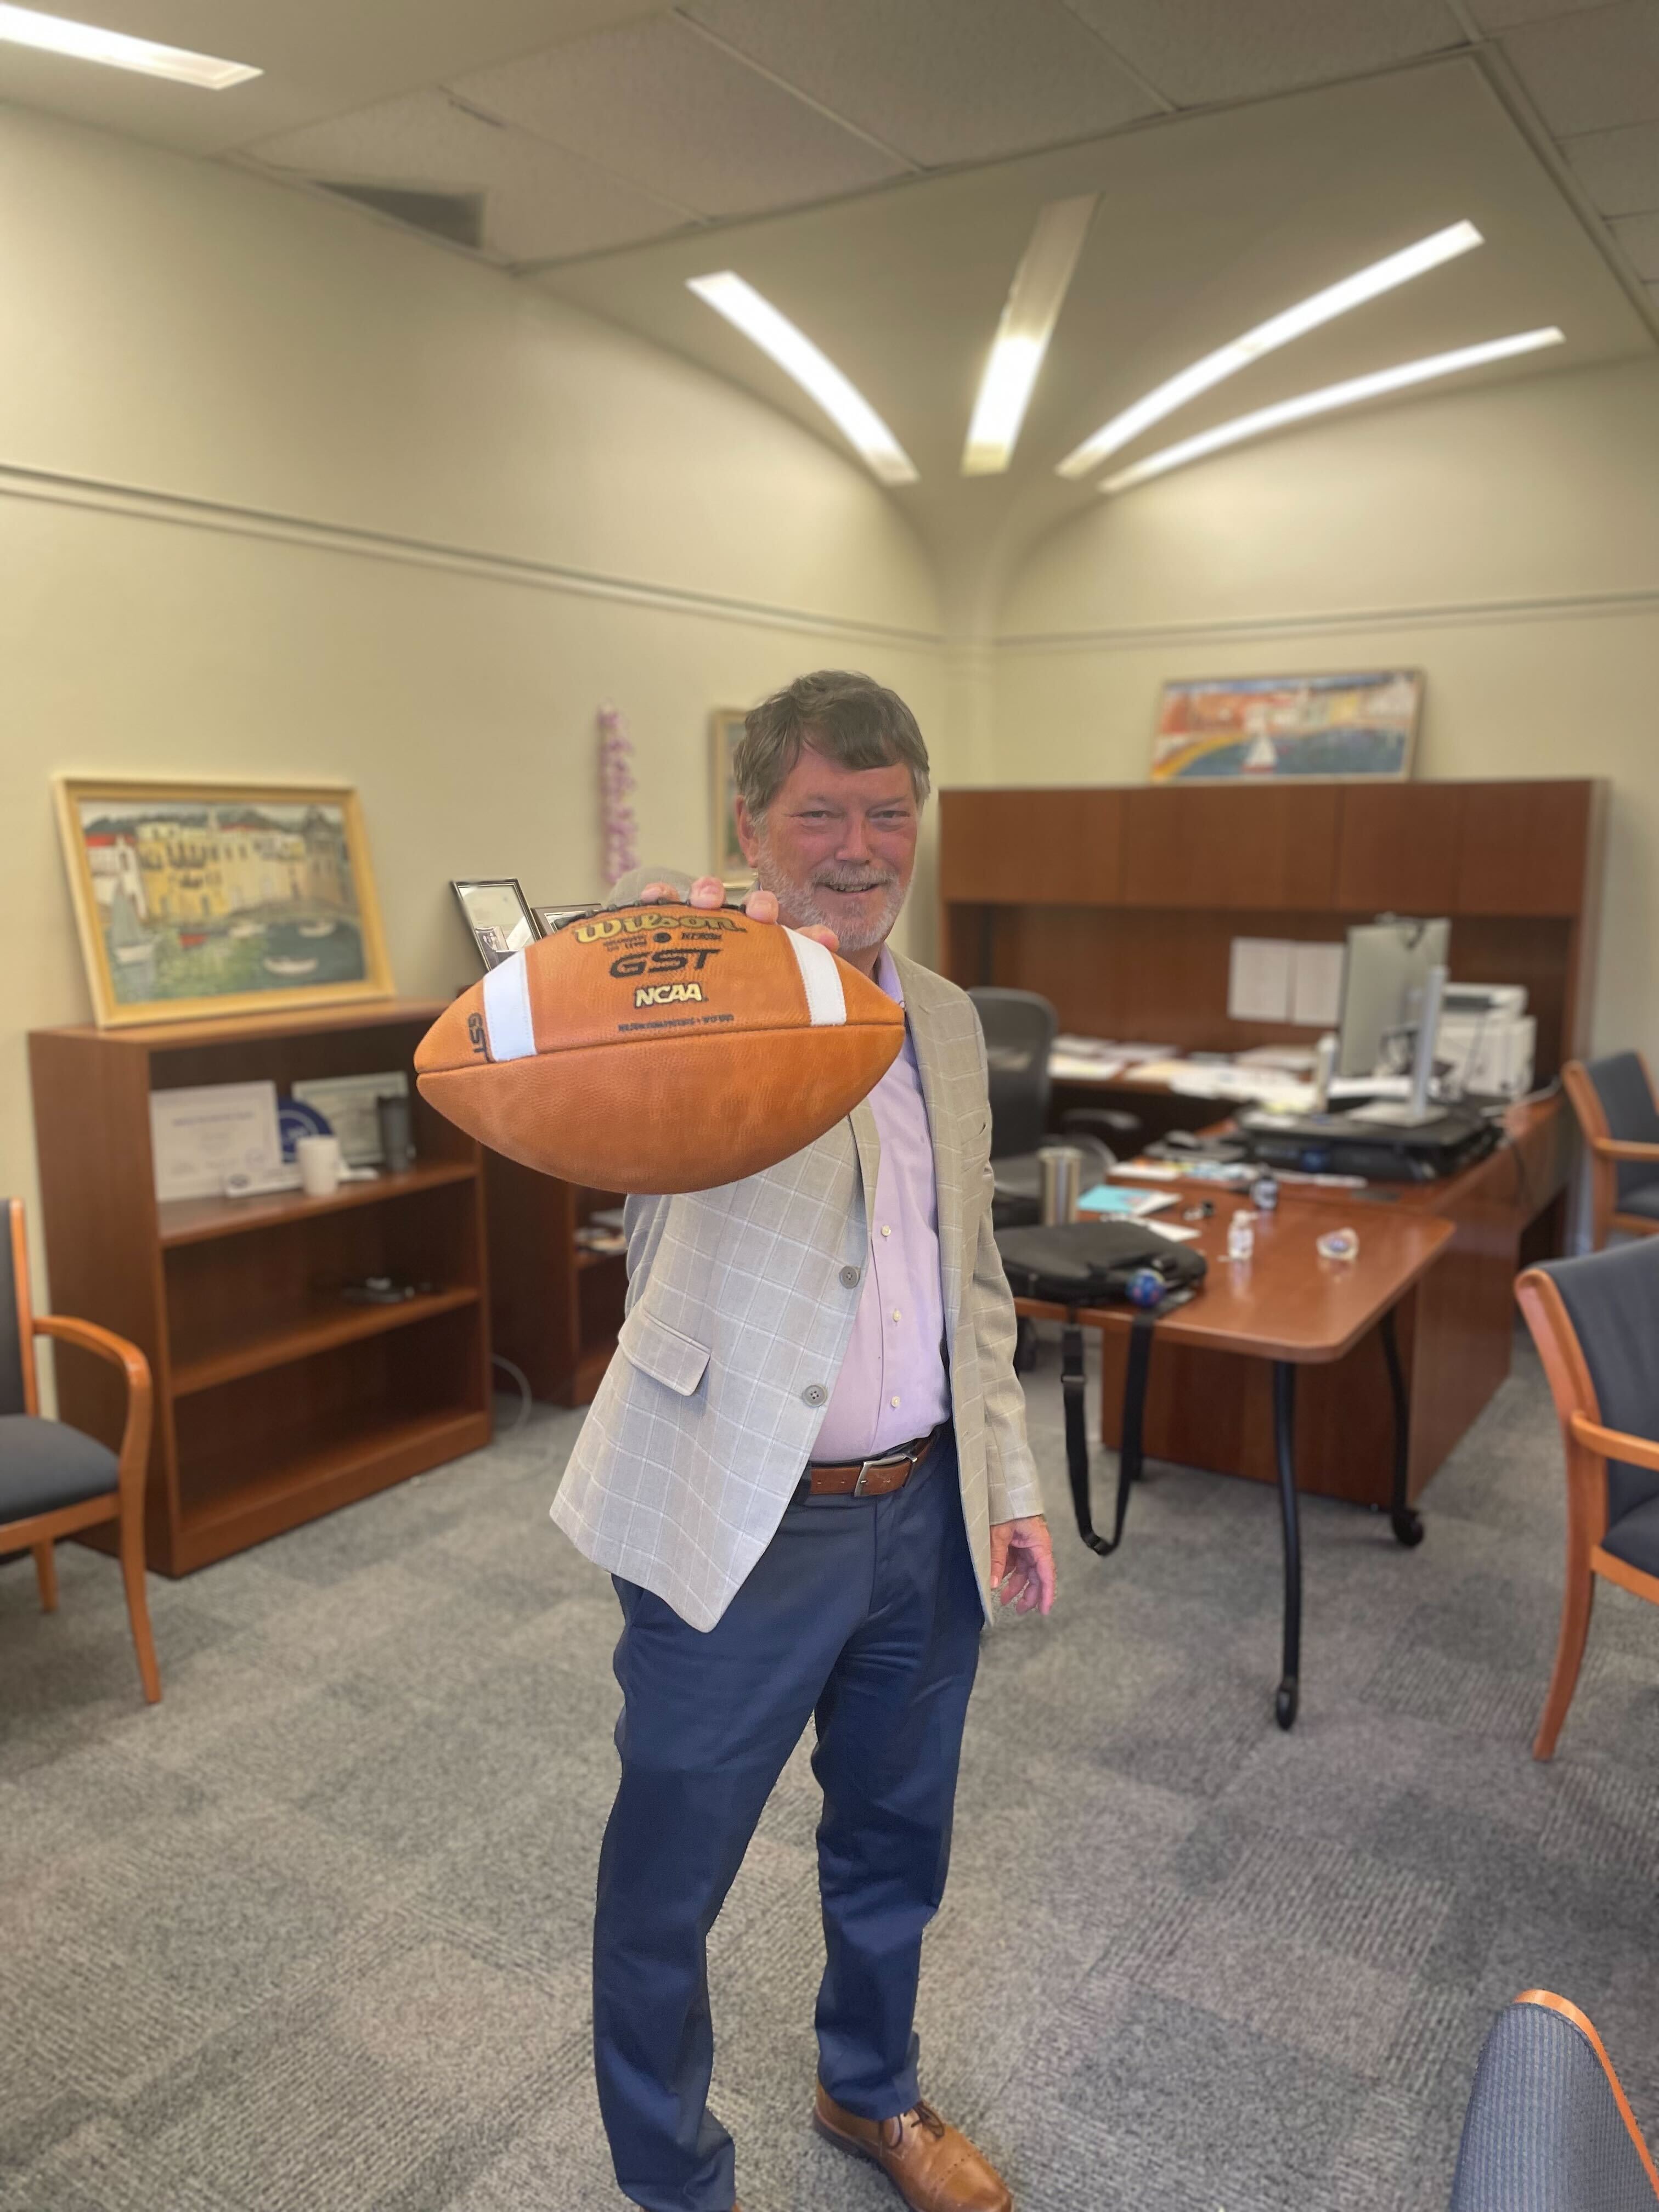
710, 708, 749, 879
55, 776, 394, 1028
1150, 672, 1422, 783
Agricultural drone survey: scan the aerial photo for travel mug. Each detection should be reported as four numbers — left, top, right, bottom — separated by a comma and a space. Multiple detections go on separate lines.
376, 1091, 414, 1174
1037, 1144, 1085, 1225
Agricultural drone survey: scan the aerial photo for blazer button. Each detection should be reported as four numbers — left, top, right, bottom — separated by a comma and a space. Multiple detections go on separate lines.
839, 1265, 861, 1288
802, 1384, 828, 1407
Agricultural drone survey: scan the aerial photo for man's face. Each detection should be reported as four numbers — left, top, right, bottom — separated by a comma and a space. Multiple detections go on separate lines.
737, 747, 920, 957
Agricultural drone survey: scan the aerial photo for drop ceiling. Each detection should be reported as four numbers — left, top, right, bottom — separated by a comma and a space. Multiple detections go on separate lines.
1, 0, 1655, 603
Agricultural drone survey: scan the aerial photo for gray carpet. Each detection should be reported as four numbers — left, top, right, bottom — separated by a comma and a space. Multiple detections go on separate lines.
4, 1328, 1658, 2212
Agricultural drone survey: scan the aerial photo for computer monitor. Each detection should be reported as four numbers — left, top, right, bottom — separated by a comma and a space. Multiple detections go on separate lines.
1338, 918, 1451, 1122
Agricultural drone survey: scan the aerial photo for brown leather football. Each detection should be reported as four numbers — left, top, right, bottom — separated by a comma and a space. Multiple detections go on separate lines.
415, 903, 905, 1193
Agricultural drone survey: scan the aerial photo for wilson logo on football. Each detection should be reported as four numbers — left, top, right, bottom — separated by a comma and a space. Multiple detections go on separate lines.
634, 981, 706, 1008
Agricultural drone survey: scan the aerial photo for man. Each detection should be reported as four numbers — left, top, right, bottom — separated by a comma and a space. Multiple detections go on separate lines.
552, 670, 1056, 2212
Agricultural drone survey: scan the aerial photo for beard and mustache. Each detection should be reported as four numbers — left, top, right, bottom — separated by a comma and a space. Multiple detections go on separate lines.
749, 850, 906, 954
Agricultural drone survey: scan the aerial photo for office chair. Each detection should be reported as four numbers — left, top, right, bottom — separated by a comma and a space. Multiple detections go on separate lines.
1449, 1990, 1659, 2210
1515, 1240, 1659, 1758
968, 988, 1142, 1229
0, 1198, 159, 1703
1563, 1054, 1659, 1250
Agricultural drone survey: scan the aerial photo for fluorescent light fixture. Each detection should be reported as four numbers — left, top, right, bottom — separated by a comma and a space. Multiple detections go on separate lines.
1101, 326, 1565, 494
962, 194, 1097, 477
1057, 219, 1485, 480
0, 2, 261, 86
687, 271, 917, 487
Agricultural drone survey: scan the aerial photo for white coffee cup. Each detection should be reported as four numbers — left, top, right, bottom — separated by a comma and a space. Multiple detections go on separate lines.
296, 1133, 343, 1197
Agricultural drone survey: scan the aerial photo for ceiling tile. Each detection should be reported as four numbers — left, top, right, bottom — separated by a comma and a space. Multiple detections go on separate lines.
450, 14, 905, 221
1062, 0, 1465, 106
245, 89, 690, 263
1498, 0, 1659, 136
1611, 208, 1659, 272
679, 0, 1159, 168
1465, 0, 1616, 25
1562, 117, 1659, 210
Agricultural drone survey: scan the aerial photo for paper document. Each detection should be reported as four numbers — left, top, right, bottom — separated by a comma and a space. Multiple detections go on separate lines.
1228, 938, 1294, 1023
1292, 942, 1345, 1027
1077, 1184, 1177, 1218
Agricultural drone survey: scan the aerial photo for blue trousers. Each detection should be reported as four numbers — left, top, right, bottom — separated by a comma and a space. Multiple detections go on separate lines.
593, 1436, 984, 2212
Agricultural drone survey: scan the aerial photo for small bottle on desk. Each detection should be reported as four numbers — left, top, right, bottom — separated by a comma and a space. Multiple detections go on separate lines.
1227, 1209, 1256, 1263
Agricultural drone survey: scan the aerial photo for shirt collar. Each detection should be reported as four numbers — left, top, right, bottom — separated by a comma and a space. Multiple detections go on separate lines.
874, 944, 904, 1007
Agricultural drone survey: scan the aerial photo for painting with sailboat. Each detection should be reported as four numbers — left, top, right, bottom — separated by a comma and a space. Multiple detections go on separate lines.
55, 777, 394, 1028
1150, 672, 1421, 783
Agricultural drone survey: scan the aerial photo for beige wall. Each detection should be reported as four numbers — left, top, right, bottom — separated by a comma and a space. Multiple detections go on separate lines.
0, 105, 945, 1309
989, 356, 1659, 1065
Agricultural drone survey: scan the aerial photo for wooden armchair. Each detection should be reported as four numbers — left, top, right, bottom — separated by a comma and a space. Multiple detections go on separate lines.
1, 1198, 159, 1702
1562, 1053, 1659, 1250
1516, 1242, 1659, 1758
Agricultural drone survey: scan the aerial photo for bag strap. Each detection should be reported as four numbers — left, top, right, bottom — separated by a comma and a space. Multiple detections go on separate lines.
1063, 1306, 1156, 1556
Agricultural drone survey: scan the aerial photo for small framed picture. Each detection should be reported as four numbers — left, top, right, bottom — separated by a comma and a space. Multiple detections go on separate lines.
710, 708, 749, 878
533, 902, 601, 936
451, 879, 539, 970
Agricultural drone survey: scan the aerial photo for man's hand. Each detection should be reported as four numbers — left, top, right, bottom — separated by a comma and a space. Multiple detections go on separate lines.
637, 875, 838, 954
989, 1515, 1056, 1616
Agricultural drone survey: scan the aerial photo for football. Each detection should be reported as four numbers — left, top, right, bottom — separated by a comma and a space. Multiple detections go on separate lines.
415, 902, 905, 1193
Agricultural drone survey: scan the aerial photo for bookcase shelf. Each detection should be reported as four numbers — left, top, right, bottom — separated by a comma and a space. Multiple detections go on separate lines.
29, 998, 492, 1576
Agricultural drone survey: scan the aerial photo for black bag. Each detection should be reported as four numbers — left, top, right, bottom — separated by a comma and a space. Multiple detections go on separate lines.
996, 1220, 1207, 1560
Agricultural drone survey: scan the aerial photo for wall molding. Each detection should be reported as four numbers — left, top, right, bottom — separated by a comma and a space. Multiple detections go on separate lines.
0, 458, 945, 652
995, 584, 1659, 655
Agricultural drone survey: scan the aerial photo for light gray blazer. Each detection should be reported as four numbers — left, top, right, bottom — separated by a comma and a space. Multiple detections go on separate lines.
549, 902, 1041, 1631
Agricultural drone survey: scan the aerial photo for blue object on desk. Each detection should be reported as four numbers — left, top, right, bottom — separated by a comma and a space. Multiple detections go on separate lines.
1078, 1183, 1154, 1217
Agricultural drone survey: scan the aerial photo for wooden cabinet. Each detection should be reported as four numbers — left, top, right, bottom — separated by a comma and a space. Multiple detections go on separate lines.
485, 1154, 625, 1407
29, 1001, 491, 1575
1122, 783, 1341, 909
940, 777, 1606, 1078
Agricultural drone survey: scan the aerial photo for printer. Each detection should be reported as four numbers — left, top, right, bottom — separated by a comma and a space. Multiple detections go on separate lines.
1435, 984, 1535, 1099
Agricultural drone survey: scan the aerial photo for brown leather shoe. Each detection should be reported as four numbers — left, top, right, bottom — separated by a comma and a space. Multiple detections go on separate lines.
813, 2083, 1012, 2211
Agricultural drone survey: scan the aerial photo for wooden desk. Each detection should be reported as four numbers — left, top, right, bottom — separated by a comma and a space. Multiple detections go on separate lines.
1015, 1190, 1455, 1728
1045, 1092, 1567, 1508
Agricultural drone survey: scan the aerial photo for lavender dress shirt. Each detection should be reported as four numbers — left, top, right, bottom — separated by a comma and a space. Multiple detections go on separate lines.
811, 946, 952, 1462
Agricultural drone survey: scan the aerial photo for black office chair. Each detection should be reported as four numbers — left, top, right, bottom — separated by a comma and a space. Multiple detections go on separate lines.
1449, 1989, 1659, 2209
968, 988, 1142, 1229
1563, 1053, 1659, 1250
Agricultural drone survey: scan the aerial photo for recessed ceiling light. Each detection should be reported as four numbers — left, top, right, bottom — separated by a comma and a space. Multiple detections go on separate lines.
1100, 326, 1565, 494
687, 272, 917, 487
1058, 219, 1485, 481
962, 195, 1097, 478
0, 2, 260, 86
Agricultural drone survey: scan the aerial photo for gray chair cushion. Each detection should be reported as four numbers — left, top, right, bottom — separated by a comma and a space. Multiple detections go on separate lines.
1615, 1180, 1659, 1223
0, 1204, 25, 1419
1538, 1243, 1659, 1527
0, 1415, 119, 1525
1602, 1495, 1659, 1581
1587, 1053, 1659, 1207
1449, 1998, 1658, 2211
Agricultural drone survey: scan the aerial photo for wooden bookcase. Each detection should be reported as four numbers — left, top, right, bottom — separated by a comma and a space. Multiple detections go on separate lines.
28, 999, 492, 1575
485, 1155, 626, 1407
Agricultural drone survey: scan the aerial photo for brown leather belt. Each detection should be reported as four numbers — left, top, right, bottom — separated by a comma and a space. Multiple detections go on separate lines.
804, 1424, 946, 1498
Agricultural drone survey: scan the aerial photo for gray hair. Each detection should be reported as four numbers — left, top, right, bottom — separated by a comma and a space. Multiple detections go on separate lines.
733, 671, 931, 825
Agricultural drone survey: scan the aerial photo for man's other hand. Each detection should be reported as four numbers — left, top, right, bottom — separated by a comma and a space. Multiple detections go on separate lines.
989, 1515, 1056, 1616
638, 876, 838, 953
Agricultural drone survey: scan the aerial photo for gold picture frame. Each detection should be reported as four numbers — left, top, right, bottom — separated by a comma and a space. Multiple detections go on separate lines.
710, 708, 749, 879
54, 775, 395, 1029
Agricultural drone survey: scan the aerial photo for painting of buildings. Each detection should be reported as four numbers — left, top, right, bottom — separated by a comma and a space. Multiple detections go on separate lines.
56, 780, 393, 1026
1150, 672, 1422, 782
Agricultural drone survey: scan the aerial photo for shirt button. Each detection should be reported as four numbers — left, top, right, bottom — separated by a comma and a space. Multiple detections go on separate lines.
890, 1395, 901, 1408
839, 1265, 861, 1288
880, 1226, 891, 1238
891, 1308, 901, 1322
803, 1384, 827, 1407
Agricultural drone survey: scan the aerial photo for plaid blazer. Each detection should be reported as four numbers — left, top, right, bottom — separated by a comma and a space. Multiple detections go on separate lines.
550, 928, 1041, 1632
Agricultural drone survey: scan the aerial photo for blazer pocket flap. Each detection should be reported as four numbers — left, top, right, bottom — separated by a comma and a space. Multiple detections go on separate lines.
619, 1307, 710, 1396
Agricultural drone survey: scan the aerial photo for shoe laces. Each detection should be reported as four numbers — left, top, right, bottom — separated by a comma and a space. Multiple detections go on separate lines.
909, 2100, 947, 2142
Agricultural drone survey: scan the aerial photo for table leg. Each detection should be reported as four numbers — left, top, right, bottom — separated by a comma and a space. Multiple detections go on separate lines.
1273, 1360, 1301, 1731
1380, 1307, 1424, 1548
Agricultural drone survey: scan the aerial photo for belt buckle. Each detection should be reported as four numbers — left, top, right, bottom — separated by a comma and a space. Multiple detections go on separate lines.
852, 1448, 907, 1498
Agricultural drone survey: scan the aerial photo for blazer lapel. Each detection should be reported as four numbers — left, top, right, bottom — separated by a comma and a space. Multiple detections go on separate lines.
896, 962, 966, 1339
